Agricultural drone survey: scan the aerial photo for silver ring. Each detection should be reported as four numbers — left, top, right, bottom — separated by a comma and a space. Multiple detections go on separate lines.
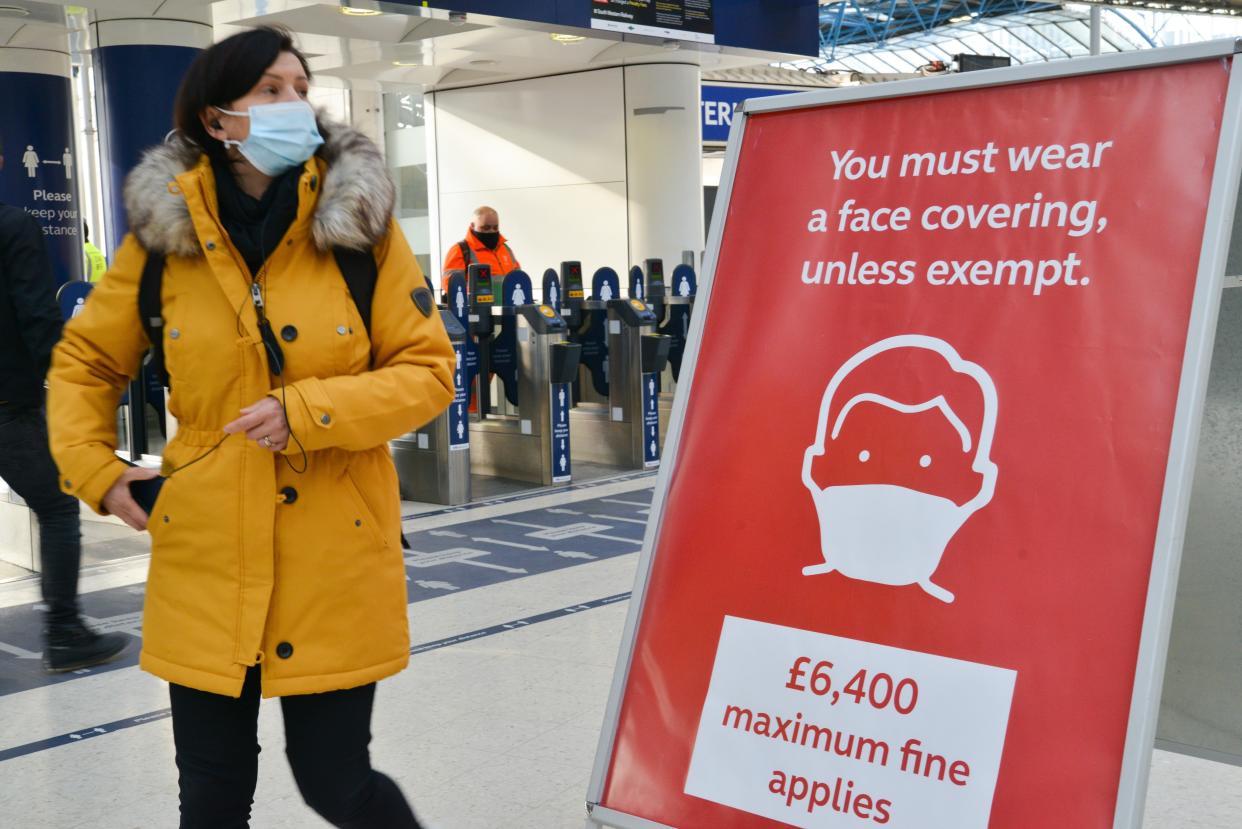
261, 436, 273, 448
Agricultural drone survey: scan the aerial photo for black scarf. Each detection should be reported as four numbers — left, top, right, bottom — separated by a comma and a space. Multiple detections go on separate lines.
212, 160, 302, 277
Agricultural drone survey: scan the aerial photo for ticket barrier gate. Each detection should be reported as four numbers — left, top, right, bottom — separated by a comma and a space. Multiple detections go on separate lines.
633, 259, 697, 441
390, 284, 472, 505
563, 262, 671, 469
467, 265, 583, 485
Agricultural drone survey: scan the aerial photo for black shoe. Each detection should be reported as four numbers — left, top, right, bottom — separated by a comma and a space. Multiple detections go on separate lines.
43, 619, 130, 673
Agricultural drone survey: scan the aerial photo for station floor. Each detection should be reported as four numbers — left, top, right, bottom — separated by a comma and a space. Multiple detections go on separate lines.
1, 469, 1241, 828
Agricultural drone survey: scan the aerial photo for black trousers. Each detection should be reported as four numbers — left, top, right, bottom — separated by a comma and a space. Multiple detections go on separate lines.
0, 405, 82, 625
169, 667, 420, 828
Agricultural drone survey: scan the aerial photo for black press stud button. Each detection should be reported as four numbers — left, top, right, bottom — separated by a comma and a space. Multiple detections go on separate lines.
276, 642, 293, 659
320, 414, 331, 425
205, 241, 216, 251
280, 324, 298, 342
280, 486, 298, 504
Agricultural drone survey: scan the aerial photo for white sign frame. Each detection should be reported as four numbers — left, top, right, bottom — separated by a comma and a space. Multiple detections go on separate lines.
585, 39, 1242, 829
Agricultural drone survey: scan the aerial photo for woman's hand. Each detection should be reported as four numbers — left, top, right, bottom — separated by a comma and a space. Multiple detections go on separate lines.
224, 396, 290, 451
102, 466, 162, 531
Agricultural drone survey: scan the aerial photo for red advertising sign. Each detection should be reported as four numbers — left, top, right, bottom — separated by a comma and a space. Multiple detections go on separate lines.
590, 53, 1239, 829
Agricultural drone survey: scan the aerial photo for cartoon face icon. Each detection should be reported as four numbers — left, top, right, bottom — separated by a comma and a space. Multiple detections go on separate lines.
801, 335, 999, 603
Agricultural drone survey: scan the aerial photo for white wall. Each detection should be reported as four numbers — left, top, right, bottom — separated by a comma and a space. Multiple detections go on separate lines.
429, 68, 630, 283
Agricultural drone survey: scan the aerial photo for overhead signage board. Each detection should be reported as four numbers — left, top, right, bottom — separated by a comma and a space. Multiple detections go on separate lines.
588, 43, 1242, 829
403, 1, 815, 55
591, 0, 714, 44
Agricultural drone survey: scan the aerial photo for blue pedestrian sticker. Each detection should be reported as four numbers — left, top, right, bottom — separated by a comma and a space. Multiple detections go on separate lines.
551, 382, 572, 483
642, 371, 660, 468
629, 265, 644, 300
449, 341, 469, 450
543, 269, 561, 312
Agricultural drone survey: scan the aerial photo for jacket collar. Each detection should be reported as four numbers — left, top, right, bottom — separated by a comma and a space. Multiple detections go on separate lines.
123, 118, 395, 258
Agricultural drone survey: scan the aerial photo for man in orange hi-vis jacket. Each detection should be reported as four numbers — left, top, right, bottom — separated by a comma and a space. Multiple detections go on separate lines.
440, 205, 520, 292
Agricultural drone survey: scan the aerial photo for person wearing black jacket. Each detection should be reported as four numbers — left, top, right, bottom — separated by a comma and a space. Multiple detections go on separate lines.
0, 146, 127, 672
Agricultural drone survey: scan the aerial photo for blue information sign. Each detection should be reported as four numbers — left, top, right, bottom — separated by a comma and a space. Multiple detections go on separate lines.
700, 85, 796, 143
642, 371, 660, 468
445, 274, 477, 405
0, 72, 84, 285
551, 382, 571, 483
449, 340, 469, 450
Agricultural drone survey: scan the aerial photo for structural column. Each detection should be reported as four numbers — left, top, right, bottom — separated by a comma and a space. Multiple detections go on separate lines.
91, 10, 212, 252
0, 45, 84, 285
623, 63, 705, 270
91, 11, 210, 456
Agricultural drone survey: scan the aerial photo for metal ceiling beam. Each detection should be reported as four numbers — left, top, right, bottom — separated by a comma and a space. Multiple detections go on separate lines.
819, 0, 1063, 51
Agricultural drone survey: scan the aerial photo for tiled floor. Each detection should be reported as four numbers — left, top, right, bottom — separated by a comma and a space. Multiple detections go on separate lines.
1, 474, 1240, 828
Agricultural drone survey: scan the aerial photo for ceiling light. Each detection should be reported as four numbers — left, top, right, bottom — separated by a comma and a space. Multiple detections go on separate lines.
339, 6, 383, 16
392, 60, 420, 67
0, 5, 31, 16
469, 59, 498, 66
550, 33, 586, 44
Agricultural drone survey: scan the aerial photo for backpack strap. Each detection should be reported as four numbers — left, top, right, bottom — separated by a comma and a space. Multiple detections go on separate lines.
333, 246, 403, 518
138, 251, 168, 387
333, 246, 378, 340
457, 240, 476, 267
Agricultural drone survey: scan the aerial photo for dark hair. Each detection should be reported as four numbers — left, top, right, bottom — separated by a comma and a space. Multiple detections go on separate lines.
173, 26, 316, 162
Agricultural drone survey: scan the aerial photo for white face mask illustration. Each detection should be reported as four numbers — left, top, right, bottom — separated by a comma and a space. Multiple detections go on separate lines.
801, 335, 999, 603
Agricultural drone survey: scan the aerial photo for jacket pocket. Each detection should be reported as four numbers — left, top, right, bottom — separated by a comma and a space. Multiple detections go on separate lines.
343, 462, 390, 551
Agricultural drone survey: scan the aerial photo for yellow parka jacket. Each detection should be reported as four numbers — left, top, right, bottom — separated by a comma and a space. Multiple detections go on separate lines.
47, 124, 455, 698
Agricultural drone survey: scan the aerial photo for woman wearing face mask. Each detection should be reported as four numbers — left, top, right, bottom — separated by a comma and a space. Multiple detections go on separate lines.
46, 27, 454, 828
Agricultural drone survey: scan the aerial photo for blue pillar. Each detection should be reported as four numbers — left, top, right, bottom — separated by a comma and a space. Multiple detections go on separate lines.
0, 46, 84, 285
92, 13, 211, 254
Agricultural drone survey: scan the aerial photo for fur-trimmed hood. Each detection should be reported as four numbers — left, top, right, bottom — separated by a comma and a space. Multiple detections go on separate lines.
123, 119, 395, 258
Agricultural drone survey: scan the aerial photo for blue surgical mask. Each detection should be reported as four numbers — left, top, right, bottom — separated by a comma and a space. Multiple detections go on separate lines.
215, 100, 324, 176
